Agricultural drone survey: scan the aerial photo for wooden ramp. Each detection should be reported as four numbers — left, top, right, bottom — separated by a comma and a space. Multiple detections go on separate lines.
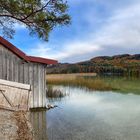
0, 79, 31, 111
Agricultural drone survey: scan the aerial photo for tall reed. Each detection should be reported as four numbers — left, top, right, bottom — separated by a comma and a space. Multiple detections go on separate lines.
47, 74, 114, 91
47, 74, 140, 94
46, 85, 67, 98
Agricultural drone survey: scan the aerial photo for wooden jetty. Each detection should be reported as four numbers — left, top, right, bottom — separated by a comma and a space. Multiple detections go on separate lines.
0, 37, 57, 109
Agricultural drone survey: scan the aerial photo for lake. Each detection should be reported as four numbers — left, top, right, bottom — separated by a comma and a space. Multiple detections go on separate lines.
31, 77, 140, 140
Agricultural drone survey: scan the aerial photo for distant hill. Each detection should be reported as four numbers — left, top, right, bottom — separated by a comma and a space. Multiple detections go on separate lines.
47, 54, 140, 77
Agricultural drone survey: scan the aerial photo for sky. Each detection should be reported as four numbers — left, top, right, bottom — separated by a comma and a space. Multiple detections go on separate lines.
5, 0, 140, 63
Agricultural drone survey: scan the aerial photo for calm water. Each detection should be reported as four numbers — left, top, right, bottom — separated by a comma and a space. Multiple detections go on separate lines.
31, 79, 140, 140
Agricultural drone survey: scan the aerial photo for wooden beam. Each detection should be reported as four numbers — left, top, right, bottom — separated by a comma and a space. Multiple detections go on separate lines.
0, 79, 31, 90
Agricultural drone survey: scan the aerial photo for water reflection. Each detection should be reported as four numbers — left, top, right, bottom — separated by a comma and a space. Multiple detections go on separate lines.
30, 110, 48, 140
30, 85, 140, 140
47, 86, 140, 140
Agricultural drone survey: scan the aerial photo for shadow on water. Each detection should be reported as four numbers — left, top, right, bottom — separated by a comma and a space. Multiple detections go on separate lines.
30, 110, 48, 140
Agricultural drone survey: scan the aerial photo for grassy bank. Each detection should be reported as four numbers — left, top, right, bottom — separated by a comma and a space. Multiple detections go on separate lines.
47, 73, 140, 94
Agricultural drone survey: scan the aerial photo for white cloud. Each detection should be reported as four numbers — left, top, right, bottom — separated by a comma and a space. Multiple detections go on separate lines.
94, 3, 140, 48
27, 43, 56, 59
15, 23, 26, 30
28, 41, 101, 61
28, 1, 140, 62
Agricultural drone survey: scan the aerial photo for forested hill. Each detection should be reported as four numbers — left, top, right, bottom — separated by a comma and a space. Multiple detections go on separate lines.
47, 54, 140, 76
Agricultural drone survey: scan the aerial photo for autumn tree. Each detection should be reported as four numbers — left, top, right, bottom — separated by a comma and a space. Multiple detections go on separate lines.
0, 0, 70, 40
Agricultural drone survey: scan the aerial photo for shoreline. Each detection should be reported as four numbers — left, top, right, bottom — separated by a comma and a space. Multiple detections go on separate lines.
0, 109, 34, 140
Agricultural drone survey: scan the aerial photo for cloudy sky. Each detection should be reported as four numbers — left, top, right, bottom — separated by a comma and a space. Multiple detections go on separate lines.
7, 0, 140, 63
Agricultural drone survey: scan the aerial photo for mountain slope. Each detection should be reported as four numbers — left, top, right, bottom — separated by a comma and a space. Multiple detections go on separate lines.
47, 54, 140, 76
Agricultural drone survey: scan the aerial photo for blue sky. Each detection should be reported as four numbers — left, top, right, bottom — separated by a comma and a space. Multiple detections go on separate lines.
5, 0, 140, 63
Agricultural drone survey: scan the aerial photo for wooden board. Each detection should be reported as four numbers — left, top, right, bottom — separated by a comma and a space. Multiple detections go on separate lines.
0, 79, 30, 111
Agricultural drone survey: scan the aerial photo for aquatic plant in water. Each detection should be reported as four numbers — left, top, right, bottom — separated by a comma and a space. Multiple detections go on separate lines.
46, 85, 67, 98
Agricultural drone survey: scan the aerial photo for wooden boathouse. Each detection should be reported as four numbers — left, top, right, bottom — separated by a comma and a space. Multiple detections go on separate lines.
0, 36, 57, 108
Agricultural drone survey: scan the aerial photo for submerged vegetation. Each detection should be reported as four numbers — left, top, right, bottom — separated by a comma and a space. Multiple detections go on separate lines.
47, 74, 140, 94
46, 85, 67, 98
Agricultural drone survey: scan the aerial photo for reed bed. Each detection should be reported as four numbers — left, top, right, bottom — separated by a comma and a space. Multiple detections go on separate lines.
46, 85, 67, 98
47, 74, 140, 94
47, 73, 114, 91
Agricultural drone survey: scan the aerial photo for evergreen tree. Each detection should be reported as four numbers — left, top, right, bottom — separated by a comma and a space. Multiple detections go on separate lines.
0, 0, 70, 40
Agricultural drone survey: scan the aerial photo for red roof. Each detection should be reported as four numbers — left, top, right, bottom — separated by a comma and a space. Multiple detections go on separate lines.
0, 36, 58, 65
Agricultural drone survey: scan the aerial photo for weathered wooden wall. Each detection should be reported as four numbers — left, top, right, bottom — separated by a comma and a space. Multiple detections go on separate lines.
0, 79, 30, 111
0, 44, 46, 108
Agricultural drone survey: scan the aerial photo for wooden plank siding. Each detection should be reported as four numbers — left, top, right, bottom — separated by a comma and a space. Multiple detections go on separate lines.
0, 44, 47, 108
0, 79, 30, 111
